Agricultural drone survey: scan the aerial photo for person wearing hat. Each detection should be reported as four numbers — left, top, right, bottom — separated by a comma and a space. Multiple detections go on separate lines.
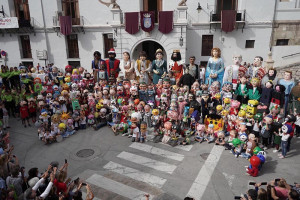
92, 51, 106, 83
169, 50, 184, 84
134, 51, 152, 84
105, 48, 120, 80
151, 49, 167, 84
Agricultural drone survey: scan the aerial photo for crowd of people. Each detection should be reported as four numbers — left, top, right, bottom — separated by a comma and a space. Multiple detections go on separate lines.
236, 179, 300, 200
0, 46, 300, 199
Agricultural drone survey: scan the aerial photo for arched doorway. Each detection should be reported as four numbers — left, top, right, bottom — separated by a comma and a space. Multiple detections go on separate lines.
131, 40, 167, 61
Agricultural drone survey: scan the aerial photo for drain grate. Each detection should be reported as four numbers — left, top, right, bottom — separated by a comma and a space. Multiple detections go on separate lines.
76, 149, 95, 158
200, 153, 210, 160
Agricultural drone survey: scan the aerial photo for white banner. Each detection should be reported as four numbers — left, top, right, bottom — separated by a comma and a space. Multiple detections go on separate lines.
0, 17, 19, 29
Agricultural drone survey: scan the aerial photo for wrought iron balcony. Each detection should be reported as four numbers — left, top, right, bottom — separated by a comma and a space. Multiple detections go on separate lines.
53, 15, 85, 34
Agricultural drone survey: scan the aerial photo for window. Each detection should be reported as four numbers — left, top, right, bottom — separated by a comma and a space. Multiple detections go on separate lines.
62, 0, 80, 25
103, 34, 113, 58
276, 39, 289, 46
20, 35, 32, 58
14, 0, 30, 20
143, 0, 162, 23
245, 40, 255, 48
68, 61, 81, 68
217, 0, 237, 13
67, 34, 79, 58
201, 35, 213, 56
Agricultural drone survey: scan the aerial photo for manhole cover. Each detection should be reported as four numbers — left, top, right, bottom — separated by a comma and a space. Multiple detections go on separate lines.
76, 149, 95, 158
200, 153, 210, 160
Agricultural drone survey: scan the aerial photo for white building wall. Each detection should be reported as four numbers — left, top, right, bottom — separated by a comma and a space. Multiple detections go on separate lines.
186, 26, 272, 67
0, 0, 299, 71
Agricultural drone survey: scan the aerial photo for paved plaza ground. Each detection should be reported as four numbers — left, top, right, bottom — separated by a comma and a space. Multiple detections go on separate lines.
10, 118, 300, 200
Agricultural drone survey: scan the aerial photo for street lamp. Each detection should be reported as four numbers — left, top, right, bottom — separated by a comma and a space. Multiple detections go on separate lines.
197, 2, 202, 13
179, 36, 183, 47
113, 38, 117, 47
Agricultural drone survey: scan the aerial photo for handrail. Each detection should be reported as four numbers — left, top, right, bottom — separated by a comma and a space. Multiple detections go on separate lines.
282, 52, 300, 59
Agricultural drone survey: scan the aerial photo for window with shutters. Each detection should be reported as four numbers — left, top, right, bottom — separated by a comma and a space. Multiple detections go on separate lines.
103, 34, 113, 58
62, 0, 80, 25
201, 35, 214, 56
14, 0, 31, 20
216, 0, 237, 14
67, 34, 79, 58
20, 35, 32, 58
143, 0, 162, 23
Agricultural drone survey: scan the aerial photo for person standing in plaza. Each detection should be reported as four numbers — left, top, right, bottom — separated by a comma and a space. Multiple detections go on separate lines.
119, 51, 135, 81
105, 48, 120, 82
92, 51, 106, 83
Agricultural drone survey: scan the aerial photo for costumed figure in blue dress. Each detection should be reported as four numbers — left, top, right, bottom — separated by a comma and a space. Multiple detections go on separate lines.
205, 47, 225, 86
152, 49, 167, 84
278, 71, 295, 116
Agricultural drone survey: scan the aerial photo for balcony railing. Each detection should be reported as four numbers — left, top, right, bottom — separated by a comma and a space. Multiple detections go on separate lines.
210, 10, 246, 22
18, 17, 35, 28
53, 16, 84, 27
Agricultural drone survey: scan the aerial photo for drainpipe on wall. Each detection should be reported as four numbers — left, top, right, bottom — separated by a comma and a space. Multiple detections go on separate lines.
40, 0, 50, 66
269, 0, 278, 52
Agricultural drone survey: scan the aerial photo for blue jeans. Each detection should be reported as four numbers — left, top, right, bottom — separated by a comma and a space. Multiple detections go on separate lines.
281, 141, 288, 157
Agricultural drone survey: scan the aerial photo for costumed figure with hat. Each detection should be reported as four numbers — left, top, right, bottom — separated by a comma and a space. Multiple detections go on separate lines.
223, 54, 247, 90
134, 51, 152, 84
151, 49, 167, 84
92, 51, 106, 83
248, 56, 266, 80
205, 47, 224, 86
105, 48, 120, 81
130, 112, 141, 142
168, 50, 184, 84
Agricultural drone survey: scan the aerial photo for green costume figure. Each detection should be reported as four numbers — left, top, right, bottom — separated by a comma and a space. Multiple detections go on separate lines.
0, 69, 11, 89
246, 77, 261, 101
234, 75, 249, 104
8, 68, 21, 90
3, 90, 15, 117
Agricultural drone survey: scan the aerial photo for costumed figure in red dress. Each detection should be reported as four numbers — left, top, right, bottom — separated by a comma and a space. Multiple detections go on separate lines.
168, 50, 184, 84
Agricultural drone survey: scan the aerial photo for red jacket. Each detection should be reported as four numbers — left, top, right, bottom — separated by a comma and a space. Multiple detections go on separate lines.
20, 106, 29, 119
105, 59, 120, 78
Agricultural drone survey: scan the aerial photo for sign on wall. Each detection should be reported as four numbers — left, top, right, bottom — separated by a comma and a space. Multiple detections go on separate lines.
0, 17, 19, 29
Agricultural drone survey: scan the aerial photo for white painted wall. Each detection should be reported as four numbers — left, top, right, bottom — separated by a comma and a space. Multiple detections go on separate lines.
186, 26, 272, 67
0, 0, 299, 72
